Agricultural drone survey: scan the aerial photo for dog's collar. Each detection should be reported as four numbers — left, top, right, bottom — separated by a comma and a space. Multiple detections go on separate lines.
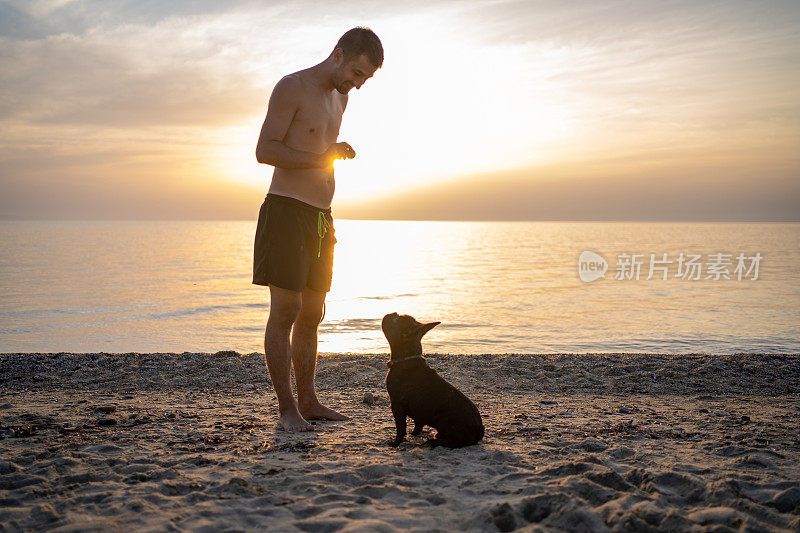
387, 354, 424, 368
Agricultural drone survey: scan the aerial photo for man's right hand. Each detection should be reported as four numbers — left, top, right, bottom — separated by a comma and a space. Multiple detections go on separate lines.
322, 142, 356, 165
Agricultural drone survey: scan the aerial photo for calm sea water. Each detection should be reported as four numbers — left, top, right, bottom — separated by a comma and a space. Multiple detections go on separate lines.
0, 220, 798, 354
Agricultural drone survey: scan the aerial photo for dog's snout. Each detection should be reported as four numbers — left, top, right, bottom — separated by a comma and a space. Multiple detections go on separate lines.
382, 312, 400, 330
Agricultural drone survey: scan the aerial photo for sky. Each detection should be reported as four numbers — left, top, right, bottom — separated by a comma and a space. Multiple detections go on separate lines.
0, 0, 798, 220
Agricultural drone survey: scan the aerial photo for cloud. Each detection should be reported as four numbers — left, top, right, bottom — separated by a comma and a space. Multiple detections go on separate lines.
0, 1, 439, 128
0, 2, 54, 39
460, 0, 800, 126
0, 14, 272, 128
1, 0, 253, 35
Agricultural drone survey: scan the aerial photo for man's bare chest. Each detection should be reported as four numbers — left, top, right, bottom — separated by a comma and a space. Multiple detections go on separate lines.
291, 97, 344, 145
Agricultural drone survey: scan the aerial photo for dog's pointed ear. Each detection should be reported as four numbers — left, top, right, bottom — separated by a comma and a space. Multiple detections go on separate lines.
416, 321, 440, 338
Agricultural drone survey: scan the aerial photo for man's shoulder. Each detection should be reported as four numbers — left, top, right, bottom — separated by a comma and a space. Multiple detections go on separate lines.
274, 72, 306, 93
268, 73, 309, 109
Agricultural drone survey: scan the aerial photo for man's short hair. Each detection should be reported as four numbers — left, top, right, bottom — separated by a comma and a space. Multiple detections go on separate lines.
335, 27, 383, 68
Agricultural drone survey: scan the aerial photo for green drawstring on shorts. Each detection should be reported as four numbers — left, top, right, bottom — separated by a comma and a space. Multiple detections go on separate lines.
317, 211, 331, 258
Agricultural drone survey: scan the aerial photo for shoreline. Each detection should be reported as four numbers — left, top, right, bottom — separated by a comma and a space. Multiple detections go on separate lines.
1, 353, 799, 531
2, 352, 798, 395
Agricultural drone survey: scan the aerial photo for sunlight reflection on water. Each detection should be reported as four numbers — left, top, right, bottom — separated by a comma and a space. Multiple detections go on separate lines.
1, 220, 798, 354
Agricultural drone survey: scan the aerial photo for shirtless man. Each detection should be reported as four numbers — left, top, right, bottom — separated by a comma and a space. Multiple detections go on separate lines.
253, 28, 383, 431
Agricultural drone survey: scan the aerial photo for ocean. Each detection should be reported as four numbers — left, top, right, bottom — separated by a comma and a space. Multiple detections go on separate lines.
1, 220, 798, 354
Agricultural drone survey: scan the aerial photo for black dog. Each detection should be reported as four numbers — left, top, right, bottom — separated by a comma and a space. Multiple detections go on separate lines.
382, 312, 484, 448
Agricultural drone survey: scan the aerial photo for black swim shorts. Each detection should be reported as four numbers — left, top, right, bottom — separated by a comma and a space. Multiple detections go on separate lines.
252, 193, 336, 292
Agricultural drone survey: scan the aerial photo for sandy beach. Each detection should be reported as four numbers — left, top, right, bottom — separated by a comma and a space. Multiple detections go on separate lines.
1, 352, 799, 532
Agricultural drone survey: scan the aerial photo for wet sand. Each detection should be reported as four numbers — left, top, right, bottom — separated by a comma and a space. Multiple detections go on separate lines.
1, 352, 799, 532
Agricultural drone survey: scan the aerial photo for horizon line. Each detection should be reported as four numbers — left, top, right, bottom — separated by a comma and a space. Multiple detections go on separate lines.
1, 217, 799, 224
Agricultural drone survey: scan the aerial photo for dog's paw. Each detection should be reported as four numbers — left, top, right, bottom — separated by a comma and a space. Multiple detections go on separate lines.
388, 438, 404, 447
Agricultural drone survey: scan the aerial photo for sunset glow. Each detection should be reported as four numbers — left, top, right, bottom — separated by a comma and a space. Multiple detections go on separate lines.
1, 1, 798, 220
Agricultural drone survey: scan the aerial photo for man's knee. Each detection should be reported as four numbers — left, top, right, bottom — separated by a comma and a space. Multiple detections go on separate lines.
268, 308, 300, 331
296, 304, 323, 329
296, 289, 326, 328
267, 286, 302, 330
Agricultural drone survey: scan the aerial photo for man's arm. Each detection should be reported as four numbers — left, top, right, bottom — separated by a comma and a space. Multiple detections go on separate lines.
255, 77, 354, 168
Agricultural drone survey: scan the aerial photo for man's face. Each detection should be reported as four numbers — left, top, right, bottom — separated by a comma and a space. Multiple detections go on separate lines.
333, 51, 378, 94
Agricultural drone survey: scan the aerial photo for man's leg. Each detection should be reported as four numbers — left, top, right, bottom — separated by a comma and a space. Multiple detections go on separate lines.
264, 285, 314, 432
293, 287, 350, 421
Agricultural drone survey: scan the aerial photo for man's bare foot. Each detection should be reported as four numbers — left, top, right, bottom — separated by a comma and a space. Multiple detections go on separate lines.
299, 401, 351, 421
279, 406, 315, 432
